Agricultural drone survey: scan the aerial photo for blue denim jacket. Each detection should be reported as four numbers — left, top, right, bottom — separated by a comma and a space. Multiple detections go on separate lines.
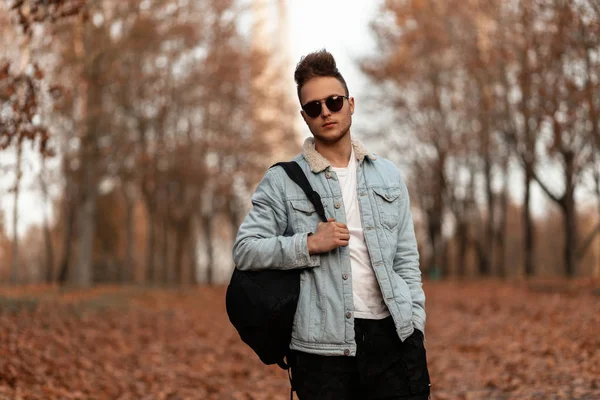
232, 138, 426, 357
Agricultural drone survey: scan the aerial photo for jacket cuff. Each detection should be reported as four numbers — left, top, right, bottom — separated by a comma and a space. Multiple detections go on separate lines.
412, 314, 426, 336
295, 232, 320, 267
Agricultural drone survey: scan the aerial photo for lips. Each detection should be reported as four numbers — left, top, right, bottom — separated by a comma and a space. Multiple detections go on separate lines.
322, 121, 337, 128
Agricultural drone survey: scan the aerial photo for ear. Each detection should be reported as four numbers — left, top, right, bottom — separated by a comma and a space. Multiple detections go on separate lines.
349, 97, 355, 115
300, 110, 309, 124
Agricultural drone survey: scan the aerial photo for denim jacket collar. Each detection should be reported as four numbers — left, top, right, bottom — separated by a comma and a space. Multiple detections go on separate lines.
302, 137, 377, 173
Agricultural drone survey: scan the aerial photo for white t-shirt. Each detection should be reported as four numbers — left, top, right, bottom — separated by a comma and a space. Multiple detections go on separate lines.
331, 151, 390, 320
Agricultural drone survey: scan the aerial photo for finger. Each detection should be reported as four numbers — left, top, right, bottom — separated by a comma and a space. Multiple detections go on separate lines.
339, 233, 350, 240
335, 226, 350, 235
327, 218, 336, 223
335, 222, 348, 229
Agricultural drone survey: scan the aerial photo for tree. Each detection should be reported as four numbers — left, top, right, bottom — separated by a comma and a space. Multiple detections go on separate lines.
364, 0, 600, 279
361, 0, 463, 276
527, 0, 599, 277
3, 0, 299, 286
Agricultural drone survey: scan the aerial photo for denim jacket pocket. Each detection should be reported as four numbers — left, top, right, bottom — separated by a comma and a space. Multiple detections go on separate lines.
290, 199, 321, 233
372, 186, 403, 230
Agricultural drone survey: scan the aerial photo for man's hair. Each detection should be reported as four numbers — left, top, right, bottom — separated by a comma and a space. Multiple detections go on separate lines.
294, 49, 349, 103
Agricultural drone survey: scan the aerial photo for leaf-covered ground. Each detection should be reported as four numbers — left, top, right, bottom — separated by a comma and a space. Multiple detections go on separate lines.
0, 280, 598, 400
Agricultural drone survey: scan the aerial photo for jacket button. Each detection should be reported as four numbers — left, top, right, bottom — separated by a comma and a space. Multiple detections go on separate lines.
335, 203, 341, 209
346, 312, 352, 319
344, 349, 350, 356
342, 274, 348, 280
325, 172, 332, 179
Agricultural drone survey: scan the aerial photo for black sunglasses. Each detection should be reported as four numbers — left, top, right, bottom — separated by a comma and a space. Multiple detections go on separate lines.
301, 95, 349, 118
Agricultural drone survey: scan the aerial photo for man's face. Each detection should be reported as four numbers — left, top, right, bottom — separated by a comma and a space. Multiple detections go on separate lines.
300, 76, 354, 144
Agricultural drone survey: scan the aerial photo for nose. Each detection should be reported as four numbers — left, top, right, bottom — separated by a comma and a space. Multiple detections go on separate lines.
320, 102, 332, 118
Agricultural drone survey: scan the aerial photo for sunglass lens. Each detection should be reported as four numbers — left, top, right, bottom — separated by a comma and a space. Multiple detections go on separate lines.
326, 96, 344, 112
303, 101, 321, 118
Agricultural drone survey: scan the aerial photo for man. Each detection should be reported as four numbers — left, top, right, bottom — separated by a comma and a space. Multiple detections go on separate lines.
232, 50, 431, 400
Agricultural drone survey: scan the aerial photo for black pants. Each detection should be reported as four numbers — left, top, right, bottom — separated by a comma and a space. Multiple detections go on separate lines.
289, 317, 431, 400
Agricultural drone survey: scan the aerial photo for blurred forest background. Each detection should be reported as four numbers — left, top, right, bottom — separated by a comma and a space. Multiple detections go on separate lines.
1, 1, 600, 399
1, 0, 600, 287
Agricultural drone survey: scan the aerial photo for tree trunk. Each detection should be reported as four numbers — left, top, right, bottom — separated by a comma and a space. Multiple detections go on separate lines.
57, 184, 75, 285
203, 215, 214, 285
145, 208, 156, 284
562, 153, 577, 278
427, 158, 445, 278
563, 198, 577, 278
174, 227, 183, 285
160, 215, 169, 285
482, 155, 494, 277
10, 141, 22, 284
189, 217, 199, 285
477, 240, 491, 277
496, 158, 509, 279
71, 116, 98, 287
40, 155, 55, 283
174, 224, 190, 285
72, 146, 97, 287
596, 186, 600, 281
473, 239, 485, 277
475, 72, 494, 277
122, 183, 135, 283
456, 220, 469, 278
427, 213, 443, 278
517, 9, 536, 279
523, 162, 535, 277
592, 155, 600, 279
70, 13, 98, 288
228, 199, 241, 241
42, 206, 54, 283
583, 42, 600, 279
10, 18, 33, 284
138, 117, 156, 285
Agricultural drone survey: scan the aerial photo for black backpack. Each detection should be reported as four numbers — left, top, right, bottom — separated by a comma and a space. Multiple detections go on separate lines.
226, 161, 327, 370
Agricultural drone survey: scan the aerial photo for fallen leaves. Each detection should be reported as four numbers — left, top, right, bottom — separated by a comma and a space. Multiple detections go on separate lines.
0, 281, 598, 399
425, 280, 600, 399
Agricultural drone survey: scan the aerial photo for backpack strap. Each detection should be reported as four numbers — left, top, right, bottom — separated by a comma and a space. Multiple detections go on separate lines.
272, 161, 328, 223
271, 161, 325, 399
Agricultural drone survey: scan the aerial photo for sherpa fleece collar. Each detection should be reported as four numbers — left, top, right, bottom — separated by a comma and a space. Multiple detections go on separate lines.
302, 137, 377, 173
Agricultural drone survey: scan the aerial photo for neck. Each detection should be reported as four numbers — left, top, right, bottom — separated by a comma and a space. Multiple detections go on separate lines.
314, 132, 353, 168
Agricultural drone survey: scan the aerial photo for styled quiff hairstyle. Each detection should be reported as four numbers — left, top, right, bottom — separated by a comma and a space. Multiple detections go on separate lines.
294, 49, 349, 103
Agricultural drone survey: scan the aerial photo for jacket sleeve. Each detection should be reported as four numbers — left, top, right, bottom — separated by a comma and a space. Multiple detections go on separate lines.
232, 167, 321, 271
392, 178, 426, 334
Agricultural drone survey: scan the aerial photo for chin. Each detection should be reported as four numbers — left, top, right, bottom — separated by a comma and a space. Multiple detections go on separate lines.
314, 133, 341, 144
316, 128, 348, 143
